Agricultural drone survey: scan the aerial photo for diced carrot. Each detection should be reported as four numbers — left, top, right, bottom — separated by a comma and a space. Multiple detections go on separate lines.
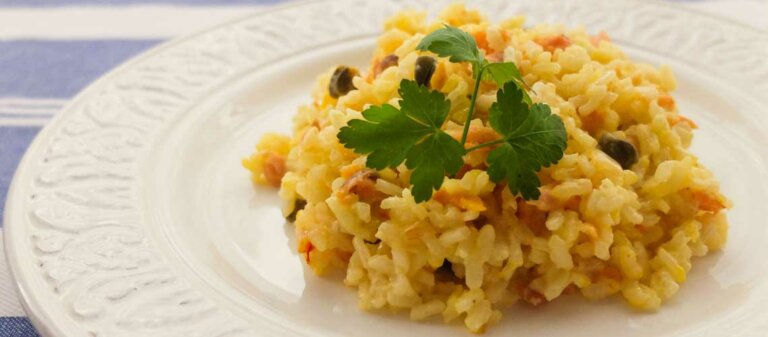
600, 266, 623, 281
298, 237, 314, 264
658, 94, 675, 110
473, 30, 491, 54
432, 190, 450, 204
338, 169, 381, 203
349, 178, 378, 201
372, 204, 390, 221
364, 56, 378, 83
500, 29, 510, 42
263, 152, 286, 187
680, 115, 698, 128
520, 287, 547, 306
531, 187, 556, 211
668, 114, 698, 129
446, 124, 500, 165
589, 31, 610, 47
517, 199, 547, 235
563, 196, 581, 210
691, 190, 725, 213
580, 111, 604, 135
463, 124, 500, 146
339, 251, 353, 263
298, 237, 311, 253
455, 164, 473, 179
372, 54, 399, 79
535, 34, 571, 52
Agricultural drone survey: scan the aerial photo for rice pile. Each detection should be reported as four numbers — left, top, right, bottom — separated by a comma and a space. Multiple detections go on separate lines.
243, 4, 729, 332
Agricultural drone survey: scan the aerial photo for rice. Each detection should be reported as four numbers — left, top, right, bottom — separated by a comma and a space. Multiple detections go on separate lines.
243, 3, 730, 332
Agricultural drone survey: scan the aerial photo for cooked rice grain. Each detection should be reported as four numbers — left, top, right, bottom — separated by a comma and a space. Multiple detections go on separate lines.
244, 3, 730, 332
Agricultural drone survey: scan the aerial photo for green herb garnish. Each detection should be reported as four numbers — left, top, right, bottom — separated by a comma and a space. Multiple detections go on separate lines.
338, 25, 567, 202
337, 80, 464, 202
485, 82, 567, 199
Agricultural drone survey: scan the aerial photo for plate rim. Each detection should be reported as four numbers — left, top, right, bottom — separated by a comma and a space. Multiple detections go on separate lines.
4, 0, 767, 336
2, 1, 325, 336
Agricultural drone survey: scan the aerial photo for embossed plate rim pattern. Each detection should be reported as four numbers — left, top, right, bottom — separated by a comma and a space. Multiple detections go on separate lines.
4, 0, 767, 336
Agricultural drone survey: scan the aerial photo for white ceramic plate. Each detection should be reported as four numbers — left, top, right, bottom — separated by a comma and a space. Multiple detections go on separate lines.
5, 0, 768, 336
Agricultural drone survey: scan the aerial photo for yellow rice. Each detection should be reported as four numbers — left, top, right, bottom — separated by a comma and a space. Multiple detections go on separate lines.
243, 4, 730, 332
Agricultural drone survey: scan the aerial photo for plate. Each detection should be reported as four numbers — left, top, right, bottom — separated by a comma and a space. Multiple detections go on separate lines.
4, 0, 768, 336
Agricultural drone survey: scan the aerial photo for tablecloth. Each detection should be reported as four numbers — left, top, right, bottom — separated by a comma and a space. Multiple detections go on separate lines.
0, 0, 765, 336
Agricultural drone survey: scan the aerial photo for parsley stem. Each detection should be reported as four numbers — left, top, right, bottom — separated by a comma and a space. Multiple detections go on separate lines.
460, 64, 486, 145
465, 138, 505, 152
515, 78, 533, 92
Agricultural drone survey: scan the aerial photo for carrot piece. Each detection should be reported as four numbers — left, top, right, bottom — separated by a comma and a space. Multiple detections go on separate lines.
473, 30, 491, 54
668, 114, 698, 129
517, 199, 547, 235
298, 238, 314, 264
658, 94, 676, 110
535, 34, 571, 52
589, 31, 610, 47
691, 190, 725, 213
263, 152, 286, 187
600, 266, 623, 281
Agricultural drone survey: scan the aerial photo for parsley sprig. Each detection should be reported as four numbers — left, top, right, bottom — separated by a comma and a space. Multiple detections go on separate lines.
337, 80, 465, 201
338, 25, 567, 202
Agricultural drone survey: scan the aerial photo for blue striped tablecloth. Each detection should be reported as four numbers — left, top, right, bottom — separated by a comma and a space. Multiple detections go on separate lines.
0, 0, 764, 336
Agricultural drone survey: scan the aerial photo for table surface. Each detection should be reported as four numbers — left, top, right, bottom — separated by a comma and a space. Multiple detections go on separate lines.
0, 0, 765, 336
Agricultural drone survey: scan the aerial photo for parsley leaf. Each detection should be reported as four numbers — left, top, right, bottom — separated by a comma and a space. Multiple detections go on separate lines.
484, 62, 533, 105
406, 131, 464, 202
417, 25, 484, 67
336, 104, 424, 169
338, 79, 464, 202
337, 24, 567, 203
484, 62, 521, 86
486, 82, 567, 199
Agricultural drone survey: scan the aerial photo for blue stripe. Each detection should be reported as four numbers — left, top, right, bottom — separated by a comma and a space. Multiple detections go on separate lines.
0, 127, 41, 226
0, 317, 40, 337
0, 40, 163, 98
0, 0, 283, 6
0, 103, 61, 108
0, 113, 54, 118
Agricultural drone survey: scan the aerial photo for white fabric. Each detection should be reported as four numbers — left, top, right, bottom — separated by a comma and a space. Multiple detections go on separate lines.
0, 5, 264, 39
0, 2, 764, 40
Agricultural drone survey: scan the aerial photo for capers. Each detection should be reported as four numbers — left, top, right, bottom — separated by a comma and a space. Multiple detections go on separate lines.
329, 66, 359, 98
599, 135, 638, 170
436, 259, 462, 282
375, 54, 399, 76
414, 56, 437, 87
286, 199, 307, 222
437, 260, 453, 274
